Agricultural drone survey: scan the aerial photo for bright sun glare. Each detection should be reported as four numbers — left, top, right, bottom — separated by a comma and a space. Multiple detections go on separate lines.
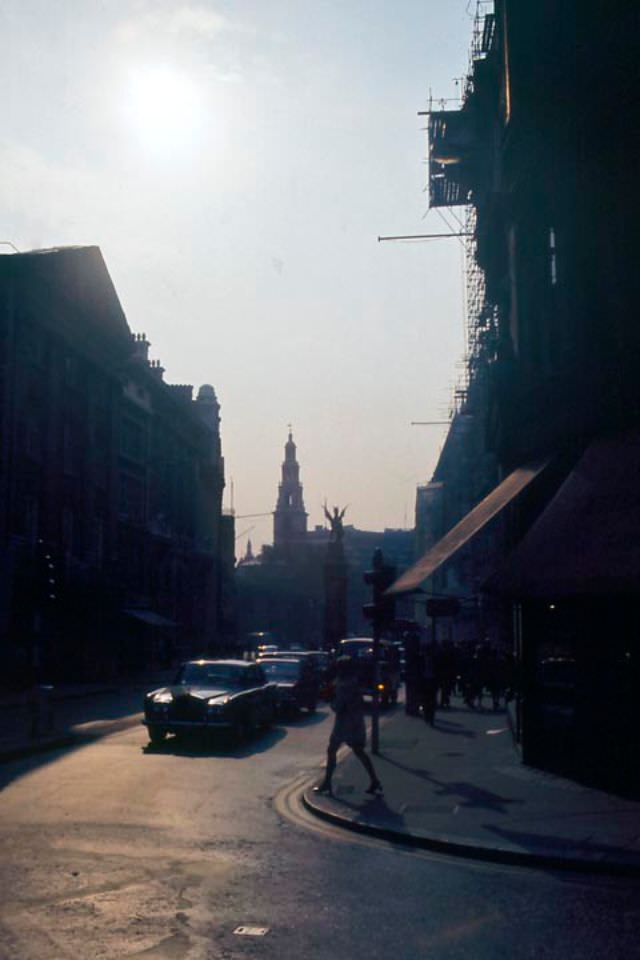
125, 65, 202, 154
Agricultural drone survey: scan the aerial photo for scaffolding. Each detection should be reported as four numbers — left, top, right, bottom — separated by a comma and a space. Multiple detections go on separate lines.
425, 2, 497, 414
464, 0, 497, 100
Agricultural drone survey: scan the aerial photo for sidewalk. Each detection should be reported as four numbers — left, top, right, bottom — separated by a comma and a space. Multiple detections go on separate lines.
303, 700, 640, 875
0, 676, 170, 763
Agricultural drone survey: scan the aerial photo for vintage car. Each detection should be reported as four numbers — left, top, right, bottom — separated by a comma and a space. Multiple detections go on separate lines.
257, 649, 333, 697
256, 657, 319, 716
337, 637, 401, 707
143, 659, 277, 744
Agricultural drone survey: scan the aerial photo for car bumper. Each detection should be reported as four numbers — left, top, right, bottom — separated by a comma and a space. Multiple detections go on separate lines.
143, 718, 234, 732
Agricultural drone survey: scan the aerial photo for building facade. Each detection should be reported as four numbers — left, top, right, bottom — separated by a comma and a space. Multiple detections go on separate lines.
402, 1, 638, 791
0, 246, 232, 684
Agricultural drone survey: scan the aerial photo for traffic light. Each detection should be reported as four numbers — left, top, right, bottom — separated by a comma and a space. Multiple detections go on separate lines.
363, 548, 397, 626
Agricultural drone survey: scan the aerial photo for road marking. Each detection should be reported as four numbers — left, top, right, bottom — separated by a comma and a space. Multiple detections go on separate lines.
273, 773, 532, 879
234, 925, 269, 936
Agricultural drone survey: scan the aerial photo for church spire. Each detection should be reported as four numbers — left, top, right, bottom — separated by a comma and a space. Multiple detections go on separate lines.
273, 429, 308, 548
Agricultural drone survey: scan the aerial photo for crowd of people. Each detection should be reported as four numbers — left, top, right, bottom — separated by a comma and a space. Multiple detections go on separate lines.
404, 635, 515, 725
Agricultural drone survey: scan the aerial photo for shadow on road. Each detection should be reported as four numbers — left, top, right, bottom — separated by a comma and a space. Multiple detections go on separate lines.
142, 724, 289, 759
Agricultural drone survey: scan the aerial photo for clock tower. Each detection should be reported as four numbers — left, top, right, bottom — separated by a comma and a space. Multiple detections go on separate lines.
273, 430, 308, 548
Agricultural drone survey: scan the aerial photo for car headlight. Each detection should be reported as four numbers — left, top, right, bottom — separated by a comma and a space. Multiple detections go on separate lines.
152, 691, 174, 704
207, 696, 231, 711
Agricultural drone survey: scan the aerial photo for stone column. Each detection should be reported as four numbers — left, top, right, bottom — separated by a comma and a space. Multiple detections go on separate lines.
323, 541, 347, 652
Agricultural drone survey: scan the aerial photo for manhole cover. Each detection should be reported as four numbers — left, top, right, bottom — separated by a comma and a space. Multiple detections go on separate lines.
234, 926, 270, 937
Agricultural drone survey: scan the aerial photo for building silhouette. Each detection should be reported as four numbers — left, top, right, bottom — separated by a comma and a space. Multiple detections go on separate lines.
398, 1, 638, 792
0, 246, 234, 684
237, 431, 414, 649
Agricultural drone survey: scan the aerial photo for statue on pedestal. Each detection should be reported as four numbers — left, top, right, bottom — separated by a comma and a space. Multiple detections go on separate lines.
324, 505, 347, 543
323, 505, 348, 650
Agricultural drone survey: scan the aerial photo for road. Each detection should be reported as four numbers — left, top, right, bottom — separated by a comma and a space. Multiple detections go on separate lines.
0, 702, 637, 959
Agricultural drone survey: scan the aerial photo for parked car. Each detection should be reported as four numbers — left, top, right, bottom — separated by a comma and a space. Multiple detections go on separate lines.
258, 649, 334, 700
143, 659, 276, 745
337, 637, 401, 707
256, 657, 319, 716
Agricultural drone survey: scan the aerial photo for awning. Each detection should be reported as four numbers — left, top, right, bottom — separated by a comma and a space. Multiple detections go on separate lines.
486, 429, 640, 598
388, 460, 550, 596
123, 609, 178, 628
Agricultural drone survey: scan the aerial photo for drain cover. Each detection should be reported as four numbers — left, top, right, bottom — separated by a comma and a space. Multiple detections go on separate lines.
234, 926, 270, 937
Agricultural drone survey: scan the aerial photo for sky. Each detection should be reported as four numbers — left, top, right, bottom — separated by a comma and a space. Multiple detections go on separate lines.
1, 0, 476, 555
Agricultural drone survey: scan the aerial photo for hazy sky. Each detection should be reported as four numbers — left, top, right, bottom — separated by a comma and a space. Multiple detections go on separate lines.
1, 1, 474, 554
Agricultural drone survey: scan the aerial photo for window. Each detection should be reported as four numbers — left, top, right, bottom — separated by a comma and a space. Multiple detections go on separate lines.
120, 416, 146, 461
119, 473, 146, 523
549, 227, 558, 286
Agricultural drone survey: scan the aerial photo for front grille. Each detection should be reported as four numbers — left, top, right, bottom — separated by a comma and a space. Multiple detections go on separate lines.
170, 694, 207, 721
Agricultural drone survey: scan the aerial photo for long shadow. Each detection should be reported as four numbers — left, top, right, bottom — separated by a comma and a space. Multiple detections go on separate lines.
0, 738, 96, 791
0, 688, 147, 789
484, 822, 640, 870
337, 791, 408, 832
142, 724, 288, 759
380, 754, 521, 814
429, 718, 477, 738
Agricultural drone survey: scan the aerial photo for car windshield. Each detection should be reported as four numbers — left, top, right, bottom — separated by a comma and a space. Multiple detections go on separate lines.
175, 663, 247, 687
340, 641, 374, 659
259, 661, 300, 681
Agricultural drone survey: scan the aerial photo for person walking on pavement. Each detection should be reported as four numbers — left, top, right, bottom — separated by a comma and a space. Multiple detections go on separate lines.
314, 656, 382, 797
437, 640, 457, 708
421, 642, 438, 726
403, 629, 422, 716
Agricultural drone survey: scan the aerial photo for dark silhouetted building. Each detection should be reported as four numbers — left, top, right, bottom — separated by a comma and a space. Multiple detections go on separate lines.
397, 1, 638, 792
0, 246, 232, 684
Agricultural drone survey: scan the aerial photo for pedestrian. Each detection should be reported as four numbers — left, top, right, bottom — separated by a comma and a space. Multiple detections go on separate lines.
403, 630, 422, 716
485, 646, 505, 710
314, 656, 382, 796
420, 643, 438, 725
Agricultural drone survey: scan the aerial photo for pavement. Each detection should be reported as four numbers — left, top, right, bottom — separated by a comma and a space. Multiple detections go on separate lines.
2, 683, 639, 876
0, 675, 170, 763
303, 699, 640, 876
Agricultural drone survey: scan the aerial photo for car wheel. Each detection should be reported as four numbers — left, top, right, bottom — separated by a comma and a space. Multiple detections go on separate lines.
148, 727, 167, 745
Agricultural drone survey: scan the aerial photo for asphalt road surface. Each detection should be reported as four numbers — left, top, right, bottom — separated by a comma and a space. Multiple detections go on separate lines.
0, 703, 638, 959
